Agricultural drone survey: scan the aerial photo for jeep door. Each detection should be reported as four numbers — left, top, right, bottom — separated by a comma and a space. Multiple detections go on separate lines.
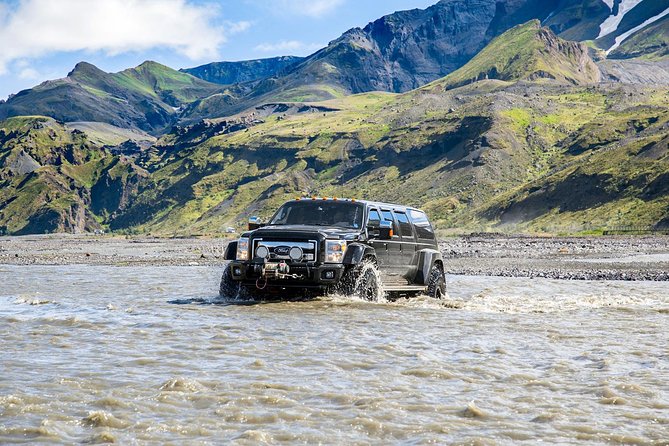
371, 209, 403, 278
366, 208, 388, 268
392, 210, 418, 280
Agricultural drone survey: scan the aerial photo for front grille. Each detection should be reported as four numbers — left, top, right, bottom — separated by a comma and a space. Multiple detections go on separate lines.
253, 239, 318, 262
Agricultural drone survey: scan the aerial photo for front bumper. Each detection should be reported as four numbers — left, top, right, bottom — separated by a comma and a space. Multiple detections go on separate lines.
229, 261, 346, 289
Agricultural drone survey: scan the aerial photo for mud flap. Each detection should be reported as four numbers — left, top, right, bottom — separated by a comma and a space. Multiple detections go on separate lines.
414, 249, 443, 285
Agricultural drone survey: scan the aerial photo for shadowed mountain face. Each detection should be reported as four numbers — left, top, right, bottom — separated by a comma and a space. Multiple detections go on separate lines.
608, 14, 669, 59
181, 56, 304, 85
238, 0, 563, 94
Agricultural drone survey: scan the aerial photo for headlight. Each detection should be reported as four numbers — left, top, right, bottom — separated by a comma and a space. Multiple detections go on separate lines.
236, 237, 249, 261
325, 240, 347, 263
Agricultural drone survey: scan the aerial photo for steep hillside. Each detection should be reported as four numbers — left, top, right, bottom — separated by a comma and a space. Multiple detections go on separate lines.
542, 0, 611, 41
0, 117, 146, 234
182, 56, 304, 85
432, 21, 600, 90
0, 62, 222, 134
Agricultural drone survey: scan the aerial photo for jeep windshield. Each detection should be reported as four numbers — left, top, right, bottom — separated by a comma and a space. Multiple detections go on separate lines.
268, 201, 364, 229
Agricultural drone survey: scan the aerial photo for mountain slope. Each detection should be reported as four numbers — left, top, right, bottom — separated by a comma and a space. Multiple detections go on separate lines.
0, 117, 146, 234
0, 61, 222, 134
431, 20, 600, 90
182, 56, 304, 85
609, 13, 669, 58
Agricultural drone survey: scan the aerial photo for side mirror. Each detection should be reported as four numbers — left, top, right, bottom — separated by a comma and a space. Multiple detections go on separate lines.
248, 216, 264, 231
378, 220, 393, 240
368, 220, 392, 240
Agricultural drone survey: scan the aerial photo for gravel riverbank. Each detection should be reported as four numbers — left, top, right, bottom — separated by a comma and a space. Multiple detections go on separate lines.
1, 234, 668, 281
441, 235, 669, 281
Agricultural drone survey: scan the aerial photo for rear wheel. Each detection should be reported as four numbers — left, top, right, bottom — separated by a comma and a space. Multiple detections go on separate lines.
426, 263, 446, 299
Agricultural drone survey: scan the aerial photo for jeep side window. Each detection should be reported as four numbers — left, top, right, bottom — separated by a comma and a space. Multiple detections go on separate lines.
381, 210, 398, 235
393, 211, 414, 239
409, 209, 435, 240
368, 209, 381, 226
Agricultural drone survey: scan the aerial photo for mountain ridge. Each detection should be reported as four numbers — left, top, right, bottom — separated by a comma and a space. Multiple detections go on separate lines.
0, 61, 223, 134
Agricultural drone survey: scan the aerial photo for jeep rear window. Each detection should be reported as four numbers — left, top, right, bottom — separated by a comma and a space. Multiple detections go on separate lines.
409, 209, 435, 240
269, 201, 364, 229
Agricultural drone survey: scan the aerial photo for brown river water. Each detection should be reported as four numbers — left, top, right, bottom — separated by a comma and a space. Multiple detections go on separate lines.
1, 265, 668, 445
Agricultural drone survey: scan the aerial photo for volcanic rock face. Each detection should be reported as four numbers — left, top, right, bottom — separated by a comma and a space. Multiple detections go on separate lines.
277, 0, 562, 94
182, 56, 304, 85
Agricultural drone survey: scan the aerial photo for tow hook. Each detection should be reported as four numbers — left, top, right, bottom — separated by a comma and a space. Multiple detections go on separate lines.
255, 261, 304, 289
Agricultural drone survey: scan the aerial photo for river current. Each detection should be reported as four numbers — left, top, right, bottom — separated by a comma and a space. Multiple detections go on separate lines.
1, 265, 667, 444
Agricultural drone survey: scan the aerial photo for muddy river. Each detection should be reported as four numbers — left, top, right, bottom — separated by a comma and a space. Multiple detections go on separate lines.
1, 265, 668, 444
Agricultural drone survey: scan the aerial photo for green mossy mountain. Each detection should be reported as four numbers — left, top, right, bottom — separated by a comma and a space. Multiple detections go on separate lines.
432, 21, 600, 90
0, 117, 146, 234
0, 61, 222, 135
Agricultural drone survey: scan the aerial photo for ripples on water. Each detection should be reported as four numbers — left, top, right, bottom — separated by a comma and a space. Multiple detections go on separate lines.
0, 265, 668, 444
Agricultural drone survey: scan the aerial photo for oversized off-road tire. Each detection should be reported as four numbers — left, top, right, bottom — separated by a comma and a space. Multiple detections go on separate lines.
355, 263, 381, 301
334, 266, 358, 296
219, 264, 242, 299
426, 263, 446, 299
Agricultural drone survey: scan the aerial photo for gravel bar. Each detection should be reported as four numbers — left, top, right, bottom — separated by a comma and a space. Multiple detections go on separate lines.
1, 234, 668, 281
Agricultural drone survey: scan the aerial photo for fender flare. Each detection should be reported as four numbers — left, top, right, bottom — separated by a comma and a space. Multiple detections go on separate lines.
414, 249, 444, 285
343, 243, 377, 265
224, 241, 238, 261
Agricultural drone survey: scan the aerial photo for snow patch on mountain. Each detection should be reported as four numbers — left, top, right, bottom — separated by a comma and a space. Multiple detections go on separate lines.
607, 6, 669, 54
598, 0, 644, 39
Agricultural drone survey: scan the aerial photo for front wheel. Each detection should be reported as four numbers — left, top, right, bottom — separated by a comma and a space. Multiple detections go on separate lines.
355, 263, 381, 301
219, 264, 253, 300
426, 263, 446, 299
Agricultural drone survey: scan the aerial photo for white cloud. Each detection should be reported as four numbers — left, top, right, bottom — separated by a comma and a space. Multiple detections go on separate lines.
254, 40, 322, 54
226, 20, 252, 34
18, 67, 40, 80
0, 0, 244, 74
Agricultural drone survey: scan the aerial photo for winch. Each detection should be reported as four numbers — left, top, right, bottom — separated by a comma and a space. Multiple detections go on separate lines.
254, 261, 304, 289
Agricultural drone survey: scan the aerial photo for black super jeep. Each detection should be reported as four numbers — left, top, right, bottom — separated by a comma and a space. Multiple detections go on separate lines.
220, 198, 446, 300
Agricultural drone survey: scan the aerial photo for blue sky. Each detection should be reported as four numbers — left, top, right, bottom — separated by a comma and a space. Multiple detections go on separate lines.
0, 0, 437, 100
